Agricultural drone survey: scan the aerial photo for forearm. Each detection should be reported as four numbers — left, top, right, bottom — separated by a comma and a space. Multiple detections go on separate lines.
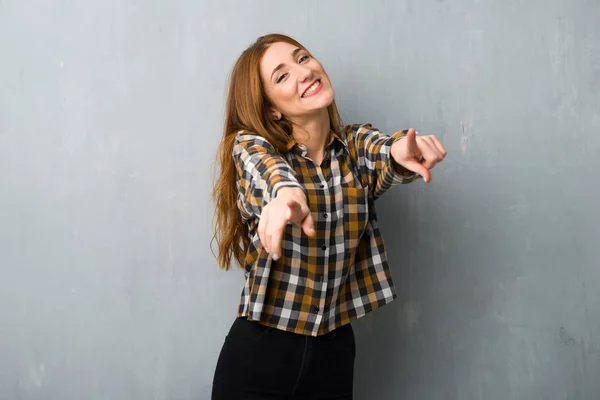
233, 133, 303, 219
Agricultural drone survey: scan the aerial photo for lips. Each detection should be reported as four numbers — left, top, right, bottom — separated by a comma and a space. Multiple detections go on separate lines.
301, 79, 322, 98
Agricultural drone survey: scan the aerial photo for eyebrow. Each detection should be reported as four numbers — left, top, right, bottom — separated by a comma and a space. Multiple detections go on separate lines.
270, 47, 303, 81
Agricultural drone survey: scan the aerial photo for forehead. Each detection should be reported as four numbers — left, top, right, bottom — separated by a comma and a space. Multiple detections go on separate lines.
260, 42, 303, 74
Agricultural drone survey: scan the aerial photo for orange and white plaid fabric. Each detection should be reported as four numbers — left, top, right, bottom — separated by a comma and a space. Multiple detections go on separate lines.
233, 124, 419, 336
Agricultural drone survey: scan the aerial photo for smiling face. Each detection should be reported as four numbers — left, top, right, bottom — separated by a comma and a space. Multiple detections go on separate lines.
259, 41, 335, 121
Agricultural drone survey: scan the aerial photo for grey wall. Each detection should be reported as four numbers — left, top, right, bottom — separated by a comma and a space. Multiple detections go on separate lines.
1, 1, 599, 399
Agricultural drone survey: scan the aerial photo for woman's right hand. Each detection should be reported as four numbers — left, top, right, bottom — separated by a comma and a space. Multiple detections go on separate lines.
257, 187, 315, 261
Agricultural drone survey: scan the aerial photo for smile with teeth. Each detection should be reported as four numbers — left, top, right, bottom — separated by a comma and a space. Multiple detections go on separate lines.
302, 80, 322, 98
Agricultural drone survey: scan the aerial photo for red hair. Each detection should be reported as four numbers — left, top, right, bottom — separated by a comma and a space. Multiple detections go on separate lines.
212, 34, 343, 270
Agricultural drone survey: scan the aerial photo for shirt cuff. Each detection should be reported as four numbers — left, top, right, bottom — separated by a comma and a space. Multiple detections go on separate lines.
388, 131, 420, 184
271, 181, 306, 200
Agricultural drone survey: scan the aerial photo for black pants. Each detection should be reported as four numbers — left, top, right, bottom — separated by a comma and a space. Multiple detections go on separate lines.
211, 317, 355, 400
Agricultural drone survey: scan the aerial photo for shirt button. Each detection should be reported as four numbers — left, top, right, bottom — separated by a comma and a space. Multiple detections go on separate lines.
317, 274, 324, 282
312, 306, 320, 314
321, 244, 327, 250
323, 213, 328, 219
320, 183, 325, 188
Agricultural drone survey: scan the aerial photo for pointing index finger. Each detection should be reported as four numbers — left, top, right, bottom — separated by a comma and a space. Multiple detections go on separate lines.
405, 128, 419, 151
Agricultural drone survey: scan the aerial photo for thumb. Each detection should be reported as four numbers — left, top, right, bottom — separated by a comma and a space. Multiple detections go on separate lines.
284, 206, 291, 221
286, 199, 315, 236
301, 212, 316, 237
402, 159, 431, 183
285, 199, 304, 223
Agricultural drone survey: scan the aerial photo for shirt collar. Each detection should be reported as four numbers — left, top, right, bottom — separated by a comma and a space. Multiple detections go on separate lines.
285, 130, 348, 156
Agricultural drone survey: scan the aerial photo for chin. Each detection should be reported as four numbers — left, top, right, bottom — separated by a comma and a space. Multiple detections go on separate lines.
311, 89, 335, 110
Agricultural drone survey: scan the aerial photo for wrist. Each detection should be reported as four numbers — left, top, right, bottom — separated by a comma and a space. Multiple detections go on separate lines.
276, 186, 306, 202
390, 141, 406, 172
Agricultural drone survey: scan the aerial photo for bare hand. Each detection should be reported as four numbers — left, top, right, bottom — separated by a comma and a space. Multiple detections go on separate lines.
257, 187, 315, 261
391, 128, 447, 183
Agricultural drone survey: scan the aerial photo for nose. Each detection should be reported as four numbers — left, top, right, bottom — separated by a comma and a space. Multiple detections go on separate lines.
297, 64, 313, 83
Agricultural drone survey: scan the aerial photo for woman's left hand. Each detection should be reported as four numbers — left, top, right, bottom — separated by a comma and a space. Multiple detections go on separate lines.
390, 128, 447, 183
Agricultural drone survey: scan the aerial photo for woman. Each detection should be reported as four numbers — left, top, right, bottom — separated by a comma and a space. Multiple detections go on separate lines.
211, 33, 446, 399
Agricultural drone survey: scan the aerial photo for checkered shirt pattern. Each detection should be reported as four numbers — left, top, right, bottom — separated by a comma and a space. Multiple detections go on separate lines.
232, 123, 419, 336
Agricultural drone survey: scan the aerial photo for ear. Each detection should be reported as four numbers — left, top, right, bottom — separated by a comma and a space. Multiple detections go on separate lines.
270, 107, 282, 121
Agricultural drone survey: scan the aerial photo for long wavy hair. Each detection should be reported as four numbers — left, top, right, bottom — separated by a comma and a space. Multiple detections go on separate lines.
212, 33, 343, 270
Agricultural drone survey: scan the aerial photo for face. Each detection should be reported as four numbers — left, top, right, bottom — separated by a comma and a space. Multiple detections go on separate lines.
259, 41, 334, 121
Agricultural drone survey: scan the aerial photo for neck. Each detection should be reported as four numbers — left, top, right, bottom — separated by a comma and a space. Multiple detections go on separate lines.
290, 108, 330, 163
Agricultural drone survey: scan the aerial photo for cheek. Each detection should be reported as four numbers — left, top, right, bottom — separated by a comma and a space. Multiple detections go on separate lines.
283, 83, 298, 100
270, 85, 297, 107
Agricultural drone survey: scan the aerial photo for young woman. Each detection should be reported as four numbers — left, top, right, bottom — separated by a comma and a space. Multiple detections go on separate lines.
211, 33, 446, 400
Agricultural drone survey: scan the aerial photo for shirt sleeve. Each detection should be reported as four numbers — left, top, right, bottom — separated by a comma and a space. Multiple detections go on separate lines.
350, 123, 420, 199
232, 132, 304, 221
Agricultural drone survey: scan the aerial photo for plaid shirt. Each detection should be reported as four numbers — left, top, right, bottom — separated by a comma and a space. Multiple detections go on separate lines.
233, 123, 419, 336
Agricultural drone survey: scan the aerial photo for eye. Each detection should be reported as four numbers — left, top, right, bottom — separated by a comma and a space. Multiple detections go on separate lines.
299, 55, 310, 63
276, 73, 288, 84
